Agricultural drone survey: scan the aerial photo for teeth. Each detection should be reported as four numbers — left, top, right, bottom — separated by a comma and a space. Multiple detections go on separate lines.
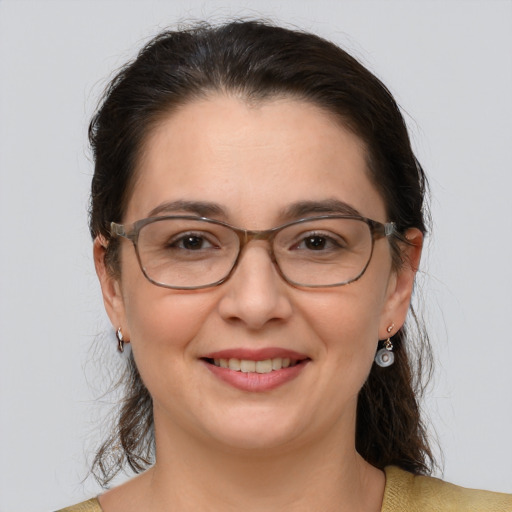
240, 360, 256, 373
228, 358, 241, 371
255, 360, 273, 373
212, 357, 299, 373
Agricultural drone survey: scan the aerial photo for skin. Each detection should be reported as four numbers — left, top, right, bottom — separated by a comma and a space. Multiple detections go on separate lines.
94, 95, 422, 512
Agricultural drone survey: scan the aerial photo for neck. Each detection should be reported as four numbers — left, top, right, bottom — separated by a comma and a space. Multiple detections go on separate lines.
138, 410, 385, 512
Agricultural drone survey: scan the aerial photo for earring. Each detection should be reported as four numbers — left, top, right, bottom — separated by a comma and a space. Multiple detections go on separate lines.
375, 324, 395, 367
116, 327, 125, 353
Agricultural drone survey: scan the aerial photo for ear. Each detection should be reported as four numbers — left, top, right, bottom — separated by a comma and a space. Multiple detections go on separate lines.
379, 228, 423, 338
93, 236, 129, 338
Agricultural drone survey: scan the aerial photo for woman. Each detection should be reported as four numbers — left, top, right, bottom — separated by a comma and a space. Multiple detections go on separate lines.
58, 20, 511, 511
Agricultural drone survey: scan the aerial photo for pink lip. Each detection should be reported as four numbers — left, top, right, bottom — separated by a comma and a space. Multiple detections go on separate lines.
203, 348, 309, 361
201, 347, 311, 392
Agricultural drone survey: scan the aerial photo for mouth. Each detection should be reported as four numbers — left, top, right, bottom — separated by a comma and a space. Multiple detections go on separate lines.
201, 349, 311, 392
202, 357, 303, 373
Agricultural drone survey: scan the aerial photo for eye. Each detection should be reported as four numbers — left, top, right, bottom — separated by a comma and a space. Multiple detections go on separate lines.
302, 235, 329, 250
294, 232, 345, 251
168, 232, 218, 251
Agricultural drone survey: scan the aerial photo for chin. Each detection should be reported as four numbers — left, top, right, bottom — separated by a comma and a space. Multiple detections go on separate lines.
199, 407, 307, 452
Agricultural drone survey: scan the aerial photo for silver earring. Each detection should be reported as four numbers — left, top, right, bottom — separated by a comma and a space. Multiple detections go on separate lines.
116, 327, 124, 353
375, 324, 395, 367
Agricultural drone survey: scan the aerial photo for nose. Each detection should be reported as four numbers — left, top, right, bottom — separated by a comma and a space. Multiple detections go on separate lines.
217, 243, 293, 330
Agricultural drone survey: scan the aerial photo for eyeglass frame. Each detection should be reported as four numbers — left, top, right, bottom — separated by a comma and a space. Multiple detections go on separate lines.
110, 214, 398, 290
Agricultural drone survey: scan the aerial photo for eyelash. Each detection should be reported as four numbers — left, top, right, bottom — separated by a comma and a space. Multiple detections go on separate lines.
167, 232, 219, 250
291, 232, 346, 251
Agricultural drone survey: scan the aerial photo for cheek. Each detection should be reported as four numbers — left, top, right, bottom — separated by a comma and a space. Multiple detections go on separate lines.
118, 246, 213, 352
297, 276, 389, 389
302, 288, 384, 348
125, 290, 214, 351
288, 288, 387, 430
118, 251, 217, 380
122, 288, 219, 407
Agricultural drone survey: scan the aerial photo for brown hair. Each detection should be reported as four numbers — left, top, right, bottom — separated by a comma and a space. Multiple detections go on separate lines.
89, 20, 434, 486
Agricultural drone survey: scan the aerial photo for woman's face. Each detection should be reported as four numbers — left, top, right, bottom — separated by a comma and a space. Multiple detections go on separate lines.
96, 95, 420, 453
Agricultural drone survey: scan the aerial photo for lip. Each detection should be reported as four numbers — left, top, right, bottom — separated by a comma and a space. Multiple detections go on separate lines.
203, 348, 309, 361
201, 347, 311, 392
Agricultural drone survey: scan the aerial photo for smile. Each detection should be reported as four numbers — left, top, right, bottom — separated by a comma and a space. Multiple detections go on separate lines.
207, 357, 298, 373
201, 350, 310, 392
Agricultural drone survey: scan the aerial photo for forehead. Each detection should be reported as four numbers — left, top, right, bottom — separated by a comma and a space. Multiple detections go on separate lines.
127, 95, 386, 226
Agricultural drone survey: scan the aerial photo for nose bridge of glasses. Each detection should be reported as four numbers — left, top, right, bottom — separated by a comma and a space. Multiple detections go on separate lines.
238, 224, 275, 243
234, 227, 278, 263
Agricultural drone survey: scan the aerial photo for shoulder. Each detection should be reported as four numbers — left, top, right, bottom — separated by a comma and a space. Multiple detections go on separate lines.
54, 498, 103, 512
382, 466, 512, 512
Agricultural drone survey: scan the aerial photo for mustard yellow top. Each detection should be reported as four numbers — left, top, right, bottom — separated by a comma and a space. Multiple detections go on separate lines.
56, 498, 102, 512
382, 466, 512, 511
56, 466, 512, 512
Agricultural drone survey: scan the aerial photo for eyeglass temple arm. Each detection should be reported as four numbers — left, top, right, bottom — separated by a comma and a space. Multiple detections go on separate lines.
382, 222, 420, 247
372, 221, 397, 238
110, 222, 127, 238
385, 222, 397, 237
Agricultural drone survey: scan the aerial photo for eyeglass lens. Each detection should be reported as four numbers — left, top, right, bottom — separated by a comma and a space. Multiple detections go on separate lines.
134, 217, 375, 289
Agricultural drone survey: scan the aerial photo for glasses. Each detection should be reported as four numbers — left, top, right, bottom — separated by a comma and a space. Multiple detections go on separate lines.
110, 215, 397, 290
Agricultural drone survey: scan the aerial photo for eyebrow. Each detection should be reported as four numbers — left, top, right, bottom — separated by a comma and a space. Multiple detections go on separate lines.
147, 200, 226, 218
280, 199, 362, 220
146, 198, 362, 222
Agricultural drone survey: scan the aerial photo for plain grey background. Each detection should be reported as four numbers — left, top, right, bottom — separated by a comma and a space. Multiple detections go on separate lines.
0, 1, 511, 510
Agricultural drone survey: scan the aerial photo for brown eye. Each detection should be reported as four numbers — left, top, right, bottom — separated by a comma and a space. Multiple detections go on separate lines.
293, 232, 345, 252
168, 232, 217, 251
180, 235, 207, 250
304, 236, 328, 250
